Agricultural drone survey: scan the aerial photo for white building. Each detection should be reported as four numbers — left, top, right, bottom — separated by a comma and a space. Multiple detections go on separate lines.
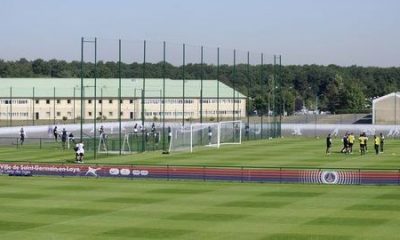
372, 92, 400, 124
0, 78, 246, 121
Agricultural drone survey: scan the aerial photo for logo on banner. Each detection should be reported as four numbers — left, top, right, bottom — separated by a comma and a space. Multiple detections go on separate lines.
109, 168, 120, 175
85, 167, 101, 177
321, 171, 339, 184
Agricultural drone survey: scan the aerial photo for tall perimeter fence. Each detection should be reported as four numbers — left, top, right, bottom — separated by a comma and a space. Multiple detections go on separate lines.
0, 38, 284, 156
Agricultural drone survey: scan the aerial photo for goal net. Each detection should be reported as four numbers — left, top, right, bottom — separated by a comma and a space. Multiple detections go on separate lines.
168, 120, 242, 153
219, 120, 242, 145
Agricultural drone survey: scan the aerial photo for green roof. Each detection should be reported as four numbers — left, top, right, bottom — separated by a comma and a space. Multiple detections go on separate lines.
0, 78, 245, 98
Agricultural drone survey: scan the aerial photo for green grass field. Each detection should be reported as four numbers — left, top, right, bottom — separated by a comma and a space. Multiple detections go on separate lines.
1, 137, 400, 239
2, 137, 400, 169
1, 176, 400, 240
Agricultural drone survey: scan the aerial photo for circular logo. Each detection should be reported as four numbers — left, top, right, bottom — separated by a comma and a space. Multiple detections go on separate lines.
109, 168, 120, 176
120, 169, 130, 176
321, 171, 339, 184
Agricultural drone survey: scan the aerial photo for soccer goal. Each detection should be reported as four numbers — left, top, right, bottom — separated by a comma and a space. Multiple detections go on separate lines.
168, 120, 242, 153
219, 120, 242, 146
97, 133, 133, 154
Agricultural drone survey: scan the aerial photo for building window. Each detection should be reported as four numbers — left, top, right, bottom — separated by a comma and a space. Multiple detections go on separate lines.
56, 112, 61, 116
46, 111, 50, 116
56, 99, 61, 104
98, 99, 102, 104
120, 112, 123, 116
120, 100, 123, 104
46, 99, 50, 104
99, 112, 102, 116
67, 112, 72, 117
109, 112, 113, 116
88, 99, 92, 104
88, 112, 92, 117
109, 99, 113, 104
35, 99, 39, 104
129, 99, 133, 104
67, 99, 71, 104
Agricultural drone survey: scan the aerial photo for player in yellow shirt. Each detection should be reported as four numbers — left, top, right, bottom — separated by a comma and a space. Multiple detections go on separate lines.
348, 132, 355, 154
374, 135, 380, 155
358, 133, 367, 155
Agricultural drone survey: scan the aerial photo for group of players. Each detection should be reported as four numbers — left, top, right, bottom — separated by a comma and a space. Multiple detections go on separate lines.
19, 126, 84, 163
326, 132, 384, 155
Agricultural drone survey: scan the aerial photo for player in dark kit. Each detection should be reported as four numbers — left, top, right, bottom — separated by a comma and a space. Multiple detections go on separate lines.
379, 132, 384, 153
341, 133, 349, 154
61, 128, 67, 149
19, 128, 25, 145
326, 133, 332, 154
53, 126, 58, 142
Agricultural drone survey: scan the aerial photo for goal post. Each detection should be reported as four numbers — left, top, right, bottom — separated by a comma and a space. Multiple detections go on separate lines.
168, 120, 242, 153
219, 120, 242, 145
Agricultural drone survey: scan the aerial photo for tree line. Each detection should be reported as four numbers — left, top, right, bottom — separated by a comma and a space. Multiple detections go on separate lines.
1, 58, 399, 114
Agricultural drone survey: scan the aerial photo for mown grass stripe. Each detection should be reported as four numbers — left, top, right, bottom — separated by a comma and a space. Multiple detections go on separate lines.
36, 208, 110, 216
102, 227, 192, 239
262, 233, 352, 240
98, 197, 165, 204
260, 191, 323, 197
307, 217, 388, 226
346, 204, 400, 211
167, 213, 247, 221
0, 220, 46, 231
220, 200, 290, 208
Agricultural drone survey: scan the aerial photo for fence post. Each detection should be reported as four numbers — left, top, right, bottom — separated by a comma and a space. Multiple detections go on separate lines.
398, 169, 400, 185
167, 164, 170, 181
241, 166, 243, 183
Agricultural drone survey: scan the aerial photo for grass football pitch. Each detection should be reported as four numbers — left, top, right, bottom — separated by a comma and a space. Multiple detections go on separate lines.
1, 137, 400, 239
2, 137, 400, 169
1, 176, 400, 240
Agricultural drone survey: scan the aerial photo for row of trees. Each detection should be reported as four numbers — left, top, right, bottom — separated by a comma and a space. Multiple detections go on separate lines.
1, 58, 399, 114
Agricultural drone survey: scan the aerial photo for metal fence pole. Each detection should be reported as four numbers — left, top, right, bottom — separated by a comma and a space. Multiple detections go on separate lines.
93, 37, 97, 159
217, 47, 220, 122
162, 41, 166, 152
141, 40, 146, 152
182, 43, 186, 126
80, 37, 84, 142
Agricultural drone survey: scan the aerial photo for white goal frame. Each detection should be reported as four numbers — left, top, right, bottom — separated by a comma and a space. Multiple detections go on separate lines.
168, 120, 242, 153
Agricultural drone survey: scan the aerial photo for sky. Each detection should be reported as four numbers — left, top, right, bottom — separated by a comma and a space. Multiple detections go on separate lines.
0, 0, 399, 66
